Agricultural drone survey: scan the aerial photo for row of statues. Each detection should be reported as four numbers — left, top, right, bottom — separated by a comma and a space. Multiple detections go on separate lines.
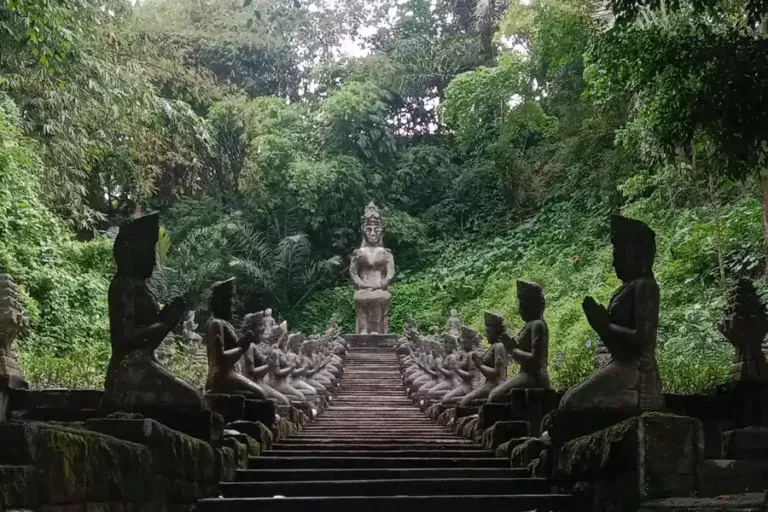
102, 211, 348, 412
90, 205, 768, 415
398, 215, 667, 412
398, 280, 551, 407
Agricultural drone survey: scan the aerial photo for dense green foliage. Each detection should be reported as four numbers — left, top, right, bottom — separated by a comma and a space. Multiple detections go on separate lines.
3, 0, 768, 392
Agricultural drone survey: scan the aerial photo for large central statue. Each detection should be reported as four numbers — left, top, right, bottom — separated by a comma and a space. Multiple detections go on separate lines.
349, 202, 395, 334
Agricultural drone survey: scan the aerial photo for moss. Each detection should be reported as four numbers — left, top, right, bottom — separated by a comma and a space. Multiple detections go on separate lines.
0, 465, 37, 509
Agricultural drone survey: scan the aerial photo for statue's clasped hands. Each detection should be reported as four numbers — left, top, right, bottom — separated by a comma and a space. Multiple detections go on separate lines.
582, 296, 609, 335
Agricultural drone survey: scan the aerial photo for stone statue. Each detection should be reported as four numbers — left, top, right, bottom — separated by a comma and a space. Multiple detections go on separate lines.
458, 313, 509, 406
0, 274, 26, 389
441, 326, 482, 405
718, 279, 768, 382
349, 202, 395, 334
205, 278, 267, 398
423, 333, 461, 401
489, 281, 550, 402
182, 310, 202, 344
103, 213, 205, 410
446, 309, 462, 337
560, 215, 664, 411
269, 324, 309, 403
241, 313, 291, 406
263, 308, 276, 338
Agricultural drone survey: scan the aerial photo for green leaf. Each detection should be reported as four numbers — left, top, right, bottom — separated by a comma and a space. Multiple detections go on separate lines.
243, 0, 252, 7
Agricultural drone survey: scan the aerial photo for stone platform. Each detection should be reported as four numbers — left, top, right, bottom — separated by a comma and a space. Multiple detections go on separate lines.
343, 334, 398, 348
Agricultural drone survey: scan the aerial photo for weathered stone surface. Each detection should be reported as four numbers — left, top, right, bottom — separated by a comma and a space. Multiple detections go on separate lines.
0, 464, 38, 509
224, 421, 273, 450
495, 436, 534, 458
221, 437, 248, 470
555, 413, 703, 505
640, 493, 766, 511
480, 421, 531, 449
343, 334, 398, 348
542, 406, 640, 445
85, 416, 218, 485
698, 460, 767, 498
511, 438, 546, 468
227, 433, 261, 457
205, 394, 246, 423
722, 427, 768, 460
477, 403, 513, 430
0, 421, 154, 505
96, 406, 224, 444
243, 399, 276, 427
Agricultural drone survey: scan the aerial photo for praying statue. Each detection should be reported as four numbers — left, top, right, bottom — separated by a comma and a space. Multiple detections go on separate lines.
349, 202, 395, 334
560, 215, 664, 411
205, 278, 267, 398
458, 313, 509, 406
102, 213, 205, 410
182, 310, 202, 344
489, 281, 550, 402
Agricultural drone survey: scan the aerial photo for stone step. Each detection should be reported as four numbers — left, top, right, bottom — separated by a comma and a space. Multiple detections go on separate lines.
196, 494, 574, 512
220, 477, 552, 497
640, 493, 766, 511
280, 437, 476, 448
261, 449, 495, 458
235, 467, 529, 482
249, 457, 510, 469
271, 443, 482, 451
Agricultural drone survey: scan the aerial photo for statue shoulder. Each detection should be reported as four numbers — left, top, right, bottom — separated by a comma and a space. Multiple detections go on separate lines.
633, 276, 660, 296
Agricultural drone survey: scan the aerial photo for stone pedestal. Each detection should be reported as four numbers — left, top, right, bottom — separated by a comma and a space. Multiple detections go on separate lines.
555, 413, 704, 511
0, 274, 26, 396
343, 334, 398, 348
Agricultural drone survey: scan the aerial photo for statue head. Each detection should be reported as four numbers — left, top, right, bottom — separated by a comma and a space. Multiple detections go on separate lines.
442, 332, 458, 353
265, 308, 273, 318
450, 309, 458, 318
460, 325, 482, 351
271, 321, 288, 348
241, 311, 265, 341
114, 212, 159, 279
287, 333, 303, 352
185, 310, 196, 322
610, 215, 656, 281
210, 277, 235, 320
361, 202, 383, 247
301, 339, 314, 356
484, 312, 505, 343
517, 280, 545, 321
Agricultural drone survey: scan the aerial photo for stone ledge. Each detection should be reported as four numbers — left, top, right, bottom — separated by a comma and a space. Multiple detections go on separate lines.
555, 413, 704, 505
342, 334, 398, 348
480, 421, 531, 449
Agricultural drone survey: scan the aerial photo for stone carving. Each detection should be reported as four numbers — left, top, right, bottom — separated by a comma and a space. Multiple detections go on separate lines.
441, 326, 482, 405
423, 333, 461, 401
411, 340, 446, 400
287, 333, 321, 401
263, 308, 276, 338
241, 312, 291, 406
489, 281, 550, 402
560, 215, 664, 411
182, 311, 202, 344
718, 279, 768, 382
103, 213, 205, 409
349, 202, 395, 334
205, 278, 267, 398
458, 313, 509, 406
446, 309, 462, 337
269, 323, 310, 403
0, 274, 26, 388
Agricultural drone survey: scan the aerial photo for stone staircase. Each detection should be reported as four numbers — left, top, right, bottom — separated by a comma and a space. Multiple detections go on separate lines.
197, 346, 573, 511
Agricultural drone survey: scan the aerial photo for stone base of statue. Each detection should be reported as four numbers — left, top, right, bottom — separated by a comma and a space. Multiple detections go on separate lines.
343, 334, 398, 348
